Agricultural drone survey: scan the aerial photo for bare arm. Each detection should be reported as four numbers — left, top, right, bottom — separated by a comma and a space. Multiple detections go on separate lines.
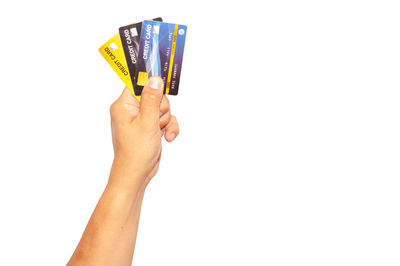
68, 77, 179, 266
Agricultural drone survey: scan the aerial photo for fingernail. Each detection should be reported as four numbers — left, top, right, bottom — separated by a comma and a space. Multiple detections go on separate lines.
147, 76, 163, 90
169, 133, 176, 141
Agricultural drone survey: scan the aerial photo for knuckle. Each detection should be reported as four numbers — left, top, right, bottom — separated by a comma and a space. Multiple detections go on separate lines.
110, 100, 124, 118
109, 102, 117, 115
171, 115, 178, 124
163, 95, 170, 106
160, 114, 170, 127
160, 98, 170, 113
164, 110, 171, 119
172, 116, 180, 133
142, 92, 158, 104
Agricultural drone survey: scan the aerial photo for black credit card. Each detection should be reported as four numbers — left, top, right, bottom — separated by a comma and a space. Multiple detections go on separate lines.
118, 17, 163, 87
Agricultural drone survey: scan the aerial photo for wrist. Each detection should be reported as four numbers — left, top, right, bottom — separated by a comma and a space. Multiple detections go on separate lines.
108, 156, 149, 196
104, 180, 146, 208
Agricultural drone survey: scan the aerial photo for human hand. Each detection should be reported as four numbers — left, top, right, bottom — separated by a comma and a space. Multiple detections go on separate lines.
109, 76, 179, 187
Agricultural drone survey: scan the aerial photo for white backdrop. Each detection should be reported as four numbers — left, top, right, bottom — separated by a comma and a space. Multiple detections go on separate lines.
0, 0, 399, 265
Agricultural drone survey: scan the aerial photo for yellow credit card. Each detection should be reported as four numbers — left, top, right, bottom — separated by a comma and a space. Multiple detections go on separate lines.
99, 33, 139, 100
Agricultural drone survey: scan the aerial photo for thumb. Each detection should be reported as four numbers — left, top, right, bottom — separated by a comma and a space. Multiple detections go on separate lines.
139, 76, 164, 121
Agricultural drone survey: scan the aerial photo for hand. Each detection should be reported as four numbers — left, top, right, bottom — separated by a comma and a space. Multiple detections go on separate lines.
109, 76, 179, 187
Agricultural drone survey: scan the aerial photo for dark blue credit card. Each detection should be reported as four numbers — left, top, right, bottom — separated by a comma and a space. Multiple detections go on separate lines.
135, 20, 187, 95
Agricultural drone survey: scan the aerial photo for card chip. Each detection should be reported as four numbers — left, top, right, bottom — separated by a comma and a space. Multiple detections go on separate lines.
109, 42, 118, 51
137, 72, 149, 86
130, 28, 138, 37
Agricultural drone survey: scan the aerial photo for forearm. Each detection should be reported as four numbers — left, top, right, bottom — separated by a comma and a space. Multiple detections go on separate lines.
114, 186, 145, 264
68, 159, 147, 266
68, 79, 178, 265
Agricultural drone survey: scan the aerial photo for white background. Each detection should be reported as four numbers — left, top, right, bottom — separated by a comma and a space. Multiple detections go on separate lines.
0, 0, 399, 265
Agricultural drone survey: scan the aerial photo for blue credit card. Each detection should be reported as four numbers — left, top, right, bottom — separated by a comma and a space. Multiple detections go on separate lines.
135, 20, 187, 95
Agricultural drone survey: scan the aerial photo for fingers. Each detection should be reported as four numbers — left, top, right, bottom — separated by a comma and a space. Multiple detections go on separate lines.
164, 115, 179, 142
160, 95, 171, 128
160, 95, 170, 116
160, 110, 171, 129
139, 76, 164, 124
110, 87, 139, 120
118, 87, 138, 105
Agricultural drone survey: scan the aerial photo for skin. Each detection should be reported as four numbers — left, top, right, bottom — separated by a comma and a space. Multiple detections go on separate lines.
67, 76, 179, 266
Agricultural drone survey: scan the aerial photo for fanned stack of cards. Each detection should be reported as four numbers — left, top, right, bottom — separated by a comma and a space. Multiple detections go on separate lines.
99, 18, 187, 99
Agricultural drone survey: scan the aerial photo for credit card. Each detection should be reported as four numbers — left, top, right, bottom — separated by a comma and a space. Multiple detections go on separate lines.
119, 18, 162, 88
99, 18, 163, 100
99, 33, 135, 97
135, 20, 187, 95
